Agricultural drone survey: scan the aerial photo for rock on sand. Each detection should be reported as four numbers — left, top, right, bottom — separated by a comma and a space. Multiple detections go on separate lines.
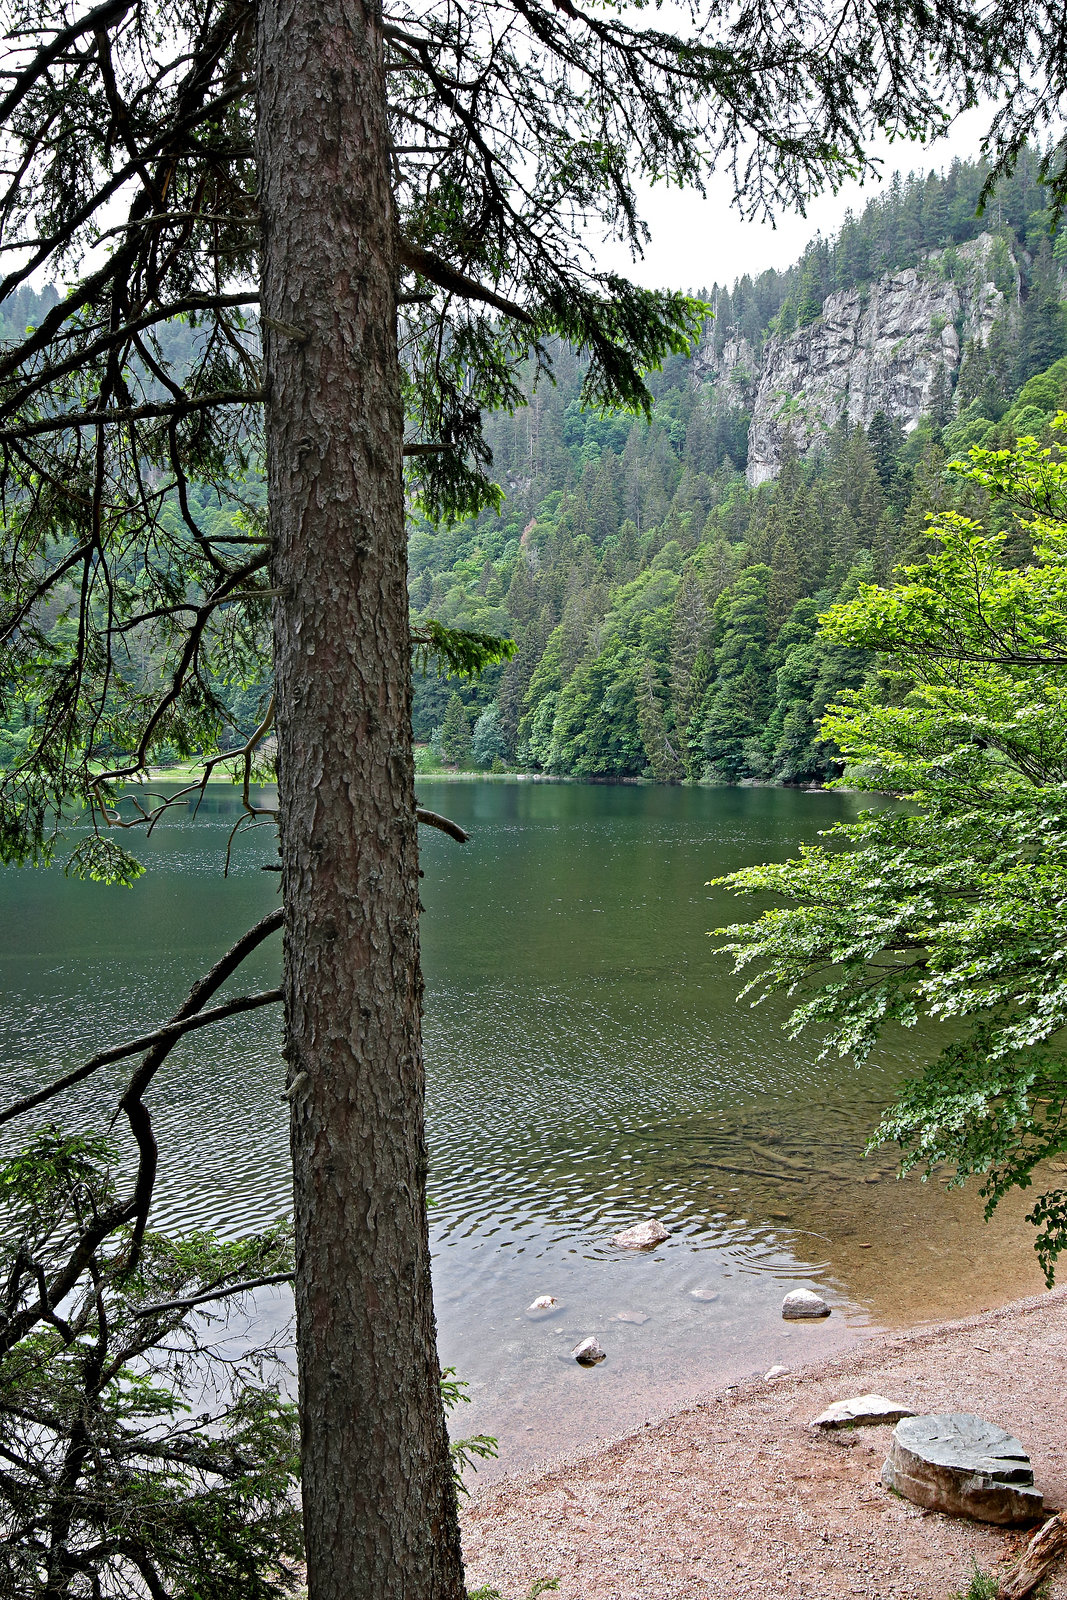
881, 1412, 1044, 1525
812, 1394, 916, 1429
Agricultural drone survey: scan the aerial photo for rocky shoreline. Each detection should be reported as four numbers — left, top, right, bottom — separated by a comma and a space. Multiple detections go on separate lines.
461, 1285, 1067, 1599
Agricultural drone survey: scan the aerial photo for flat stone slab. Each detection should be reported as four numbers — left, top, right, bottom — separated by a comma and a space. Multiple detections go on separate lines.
813, 1395, 917, 1430
613, 1220, 669, 1250
782, 1288, 831, 1319
882, 1413, 1044, 1526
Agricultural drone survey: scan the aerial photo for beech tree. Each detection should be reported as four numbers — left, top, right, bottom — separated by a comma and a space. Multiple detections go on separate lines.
2, 0, 1067, 1596
717, 425, 1067, 1286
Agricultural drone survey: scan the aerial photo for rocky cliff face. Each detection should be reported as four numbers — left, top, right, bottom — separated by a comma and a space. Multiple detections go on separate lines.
732, 233, 1019, 485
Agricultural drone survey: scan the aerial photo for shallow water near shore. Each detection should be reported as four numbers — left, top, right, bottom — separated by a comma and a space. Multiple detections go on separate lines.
0, 780, 1051, 1478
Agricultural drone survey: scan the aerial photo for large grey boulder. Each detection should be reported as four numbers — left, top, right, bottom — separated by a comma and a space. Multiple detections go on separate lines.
881, 1413, 1044, 1525
613, 1220, 669, 1250
812, 1395, 916, 1430
782, 1288, 831, 1319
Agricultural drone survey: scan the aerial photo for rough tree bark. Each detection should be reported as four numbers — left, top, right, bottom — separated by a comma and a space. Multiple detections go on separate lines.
256, 1, 466, 1594
997, 1514, 1067, 1600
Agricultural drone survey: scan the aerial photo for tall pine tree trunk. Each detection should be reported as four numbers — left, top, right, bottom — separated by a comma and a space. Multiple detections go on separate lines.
256, 3, 466, 1593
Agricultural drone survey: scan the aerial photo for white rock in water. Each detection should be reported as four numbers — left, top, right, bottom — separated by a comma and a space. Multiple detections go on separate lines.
572, 1336, 606, 1365
527, 1295, 557, 1311
882, 1413, 1043, 1525
690, 1288, 719, 1302
612, 1310, 649, 1324
812, 1395, 917, 1430
782, 1288, 831, 1320
764, 1365, 790, 1380
613, 1219, 670, 1250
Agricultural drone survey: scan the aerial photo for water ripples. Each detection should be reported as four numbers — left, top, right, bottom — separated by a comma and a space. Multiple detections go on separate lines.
0, 779, 1050, 1475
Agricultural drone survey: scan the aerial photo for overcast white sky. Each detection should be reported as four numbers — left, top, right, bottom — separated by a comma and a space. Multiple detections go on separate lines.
593, 105, 997, 292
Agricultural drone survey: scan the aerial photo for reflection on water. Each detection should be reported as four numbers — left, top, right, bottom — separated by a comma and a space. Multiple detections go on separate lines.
0, 779, 1050, 1476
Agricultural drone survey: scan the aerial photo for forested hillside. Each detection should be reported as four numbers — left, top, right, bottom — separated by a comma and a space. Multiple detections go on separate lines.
4, 148, 1067, 784
411, 147, 1067, 783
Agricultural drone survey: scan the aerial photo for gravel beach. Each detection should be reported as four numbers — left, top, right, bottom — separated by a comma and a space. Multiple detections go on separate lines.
462, 1286, 1067, 1599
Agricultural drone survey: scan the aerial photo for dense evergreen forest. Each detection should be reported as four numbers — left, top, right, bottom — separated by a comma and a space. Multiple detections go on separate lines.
410, 147, 1067, 784
4, 147, 1067, 783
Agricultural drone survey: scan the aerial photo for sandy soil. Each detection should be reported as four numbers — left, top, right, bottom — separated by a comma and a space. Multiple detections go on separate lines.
461, 1286, 1067, 1600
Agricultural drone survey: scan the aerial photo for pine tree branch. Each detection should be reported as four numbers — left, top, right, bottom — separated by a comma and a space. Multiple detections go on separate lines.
398, 238, 535, 325
132, 1272, 295, 1318
0, 989, 283, 1128
0, 389, 263, 442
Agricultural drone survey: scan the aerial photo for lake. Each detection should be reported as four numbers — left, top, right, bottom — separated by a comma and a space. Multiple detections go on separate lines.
0, 779, 1049, 1476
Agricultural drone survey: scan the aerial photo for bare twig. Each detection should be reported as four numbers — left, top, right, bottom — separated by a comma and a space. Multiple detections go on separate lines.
1, 989, 283, 1128
132, 1271, 295, 1319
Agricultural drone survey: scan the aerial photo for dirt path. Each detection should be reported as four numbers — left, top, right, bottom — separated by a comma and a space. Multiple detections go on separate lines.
461, 1286, 1067, 1599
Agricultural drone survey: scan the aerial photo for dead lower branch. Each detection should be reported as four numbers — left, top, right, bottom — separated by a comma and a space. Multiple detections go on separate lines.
132, 1271, 296, 1318
1, 987, 282, 1128
415, 806, 469, 843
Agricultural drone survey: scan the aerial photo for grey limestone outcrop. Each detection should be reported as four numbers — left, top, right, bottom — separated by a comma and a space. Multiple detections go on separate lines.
742, 233, 1020, 484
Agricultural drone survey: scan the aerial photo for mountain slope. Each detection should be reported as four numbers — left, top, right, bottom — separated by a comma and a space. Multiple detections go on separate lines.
411, 147, 1067, 784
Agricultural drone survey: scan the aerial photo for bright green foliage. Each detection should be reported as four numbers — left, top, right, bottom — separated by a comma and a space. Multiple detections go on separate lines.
716, 421, 1067, 1282
438, 1369, 497, 1490
413, 620, 518, 678
0, 1133, 302, 1599
947, 1562, 1000, 1600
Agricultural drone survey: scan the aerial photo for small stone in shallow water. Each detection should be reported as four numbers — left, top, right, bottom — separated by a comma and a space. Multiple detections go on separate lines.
527, 1295, 557, 1312
764, 1365, 789, 1380
613, 1219, 670, 1250
572, 1337, 606, 1365
782, 1288, 831, 1319
612, 1311, 649, 1324
690, 1288, 719, 1302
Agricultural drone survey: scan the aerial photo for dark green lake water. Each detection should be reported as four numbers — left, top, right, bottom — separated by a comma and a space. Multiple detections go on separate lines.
0, 779, 1046, 1474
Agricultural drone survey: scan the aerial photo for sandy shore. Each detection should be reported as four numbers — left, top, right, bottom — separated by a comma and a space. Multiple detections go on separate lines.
462, 1285, 1067, 1599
